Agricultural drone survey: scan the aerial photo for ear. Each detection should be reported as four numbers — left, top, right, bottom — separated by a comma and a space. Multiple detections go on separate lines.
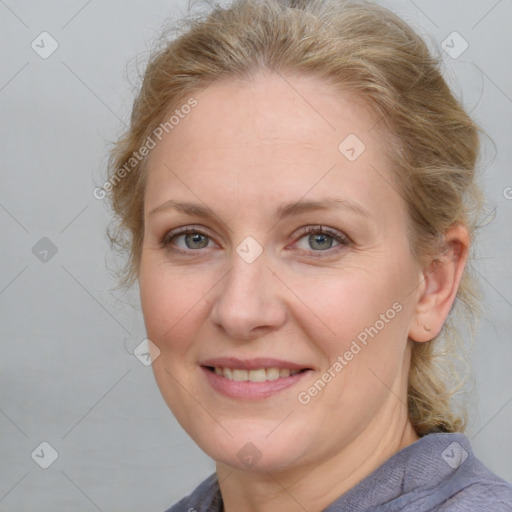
408, 223, 470, 342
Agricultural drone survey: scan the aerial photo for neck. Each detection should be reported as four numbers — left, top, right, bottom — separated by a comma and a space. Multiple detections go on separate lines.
217, 408, 420, 512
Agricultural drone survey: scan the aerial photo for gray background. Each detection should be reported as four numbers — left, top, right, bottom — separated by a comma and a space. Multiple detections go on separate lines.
1, 1, 511, 511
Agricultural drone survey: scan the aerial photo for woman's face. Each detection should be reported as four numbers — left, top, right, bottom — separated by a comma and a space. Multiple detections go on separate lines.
139, 71, 424, 472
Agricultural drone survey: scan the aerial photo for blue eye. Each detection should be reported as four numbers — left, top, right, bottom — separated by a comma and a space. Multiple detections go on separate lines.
294, 226, 350, 254
160, 225, 350, 257
180, 232, 209, 249
162, 227, 213, 251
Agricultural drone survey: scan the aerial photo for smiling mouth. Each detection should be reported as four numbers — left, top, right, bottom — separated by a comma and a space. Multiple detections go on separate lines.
203, 366, 309, 382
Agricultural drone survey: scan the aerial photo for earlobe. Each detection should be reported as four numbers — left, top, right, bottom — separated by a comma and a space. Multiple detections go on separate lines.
408, 224, 470, 343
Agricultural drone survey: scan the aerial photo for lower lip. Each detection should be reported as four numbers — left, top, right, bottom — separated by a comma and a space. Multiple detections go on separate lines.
201, 366, 311, 400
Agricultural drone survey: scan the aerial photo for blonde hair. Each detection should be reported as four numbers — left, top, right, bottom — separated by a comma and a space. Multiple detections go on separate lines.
106, 0, 487, 436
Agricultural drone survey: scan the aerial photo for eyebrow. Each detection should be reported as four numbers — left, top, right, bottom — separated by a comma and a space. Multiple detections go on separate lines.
149, 197, 370, 221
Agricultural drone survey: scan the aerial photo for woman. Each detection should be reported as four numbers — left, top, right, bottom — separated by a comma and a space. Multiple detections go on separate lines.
106, 0, 512, 510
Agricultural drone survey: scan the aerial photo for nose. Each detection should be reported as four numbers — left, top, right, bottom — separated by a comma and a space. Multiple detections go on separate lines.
209, 248, 287, 341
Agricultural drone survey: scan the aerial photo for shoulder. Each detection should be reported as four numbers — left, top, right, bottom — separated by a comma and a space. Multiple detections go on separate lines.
162, 472, 222, 512
378, 432, 512, 511
435, 483, 512, 511
413, 433, 512, 511
435, 456, 512, 511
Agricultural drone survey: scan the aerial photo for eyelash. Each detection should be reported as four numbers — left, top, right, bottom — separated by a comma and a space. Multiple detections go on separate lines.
160, 225, 351, 258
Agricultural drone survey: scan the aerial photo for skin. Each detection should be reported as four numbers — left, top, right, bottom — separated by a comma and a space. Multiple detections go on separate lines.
139, 71, 469, 512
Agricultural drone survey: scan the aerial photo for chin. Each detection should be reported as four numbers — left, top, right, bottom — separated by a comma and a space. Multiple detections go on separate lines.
191, 424, 310, 473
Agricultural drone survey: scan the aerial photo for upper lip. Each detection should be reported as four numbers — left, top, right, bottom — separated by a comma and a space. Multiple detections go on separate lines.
200, 357, 312, 371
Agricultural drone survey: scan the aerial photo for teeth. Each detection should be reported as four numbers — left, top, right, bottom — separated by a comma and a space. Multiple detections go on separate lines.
248, 368, 267, 382
266, 367, 280, 381
212, 366, 302, 381
232, 369, 248, 381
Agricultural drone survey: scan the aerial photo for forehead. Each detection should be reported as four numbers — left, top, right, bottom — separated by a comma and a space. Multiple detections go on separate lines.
143, 71, 402, 223
161, 71, 384, 154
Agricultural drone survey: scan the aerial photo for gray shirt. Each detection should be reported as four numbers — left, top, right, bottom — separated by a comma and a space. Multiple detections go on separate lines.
164, 432, 512, 511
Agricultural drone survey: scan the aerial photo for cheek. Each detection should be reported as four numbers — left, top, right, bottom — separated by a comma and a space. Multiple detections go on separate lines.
139, 256, 202, 354
295, 275, 411, 415
291, 267, 405, 355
